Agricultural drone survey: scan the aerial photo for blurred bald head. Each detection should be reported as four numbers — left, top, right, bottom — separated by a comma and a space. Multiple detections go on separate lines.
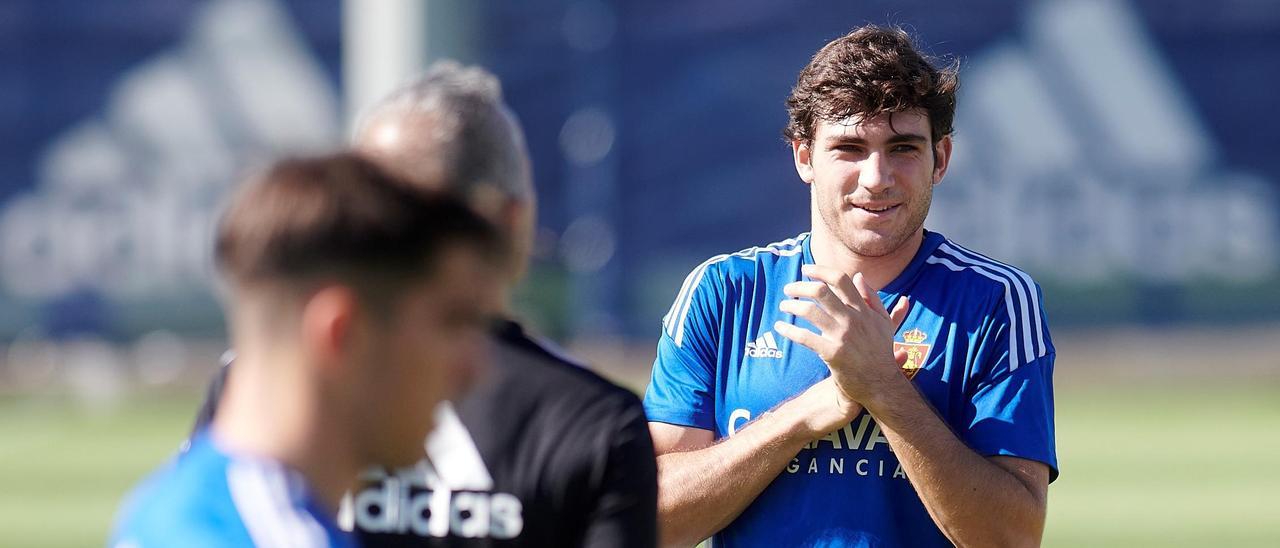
353, 61, 536, 284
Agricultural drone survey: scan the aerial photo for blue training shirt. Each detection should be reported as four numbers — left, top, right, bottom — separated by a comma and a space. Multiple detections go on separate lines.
644, 230, 1057, 547
111, 433, 355, 548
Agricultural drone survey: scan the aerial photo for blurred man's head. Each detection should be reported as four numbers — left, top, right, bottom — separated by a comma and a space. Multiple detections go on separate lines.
353, 61, 535, 286
214, 152, 504, 468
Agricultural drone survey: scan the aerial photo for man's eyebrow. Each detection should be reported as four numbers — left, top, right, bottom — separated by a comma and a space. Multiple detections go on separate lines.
886, 133, 929, 144
824, 135, 867, 145
822, 133, 929, 145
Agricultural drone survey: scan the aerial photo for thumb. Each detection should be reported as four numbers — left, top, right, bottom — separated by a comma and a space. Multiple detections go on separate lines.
889, 296, 910, 329
894, 347, 909, 367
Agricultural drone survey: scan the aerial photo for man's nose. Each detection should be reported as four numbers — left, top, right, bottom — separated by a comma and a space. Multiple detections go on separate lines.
859, 152, 892, 192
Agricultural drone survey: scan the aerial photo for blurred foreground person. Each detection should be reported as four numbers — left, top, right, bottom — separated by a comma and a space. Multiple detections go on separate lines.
645, 26, 1057, 547
113, 154, 503, 547
191, 62, 658, 547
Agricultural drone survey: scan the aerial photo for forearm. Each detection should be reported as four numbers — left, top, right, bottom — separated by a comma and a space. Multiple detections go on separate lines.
655, 429, 799, 546
656, 381, 854, 547
866, 381, 1046, 547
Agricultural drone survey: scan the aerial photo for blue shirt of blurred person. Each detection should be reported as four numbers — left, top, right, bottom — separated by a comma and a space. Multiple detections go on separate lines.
111, 433, 354, 548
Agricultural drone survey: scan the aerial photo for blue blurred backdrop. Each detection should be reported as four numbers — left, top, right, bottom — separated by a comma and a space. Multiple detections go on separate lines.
3, 3, 1280, 546
2, 0, 1278, 344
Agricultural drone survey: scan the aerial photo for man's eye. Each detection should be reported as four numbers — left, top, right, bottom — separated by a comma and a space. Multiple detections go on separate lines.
892, 145, 918, 153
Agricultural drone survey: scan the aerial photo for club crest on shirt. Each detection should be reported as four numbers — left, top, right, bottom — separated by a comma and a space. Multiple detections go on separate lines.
894, 328, 931, 380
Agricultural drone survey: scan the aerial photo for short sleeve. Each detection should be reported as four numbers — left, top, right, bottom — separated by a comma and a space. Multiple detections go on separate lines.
963, 283, 1059, 481
580, 395, 658, 548
642, 261, 723, 431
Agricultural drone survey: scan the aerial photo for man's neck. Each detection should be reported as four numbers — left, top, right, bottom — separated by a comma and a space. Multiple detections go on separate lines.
495, 284, 514, 316
210, 353, 359, 513
809, 228, 925, 292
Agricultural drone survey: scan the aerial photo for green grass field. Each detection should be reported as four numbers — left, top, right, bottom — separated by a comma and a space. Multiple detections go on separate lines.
0, 394, 199, 547
1, 382, 1277, 547
1045, 381, 1280, 547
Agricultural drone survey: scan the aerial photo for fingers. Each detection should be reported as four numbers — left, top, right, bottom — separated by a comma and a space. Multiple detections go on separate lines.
774, 321, 835, 358
783, 281, 853, 318
778, 298, 839, 333
894, 346, 909, 367
801, 264, 862, 307
791, 265, 912, 336
889, 296, 911, 330
850, 272, 888, 318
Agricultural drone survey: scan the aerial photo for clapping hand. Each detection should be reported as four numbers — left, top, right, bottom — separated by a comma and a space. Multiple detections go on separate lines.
775, 264, 911, 409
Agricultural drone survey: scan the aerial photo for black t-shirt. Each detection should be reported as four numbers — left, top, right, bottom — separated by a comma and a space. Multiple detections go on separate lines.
189, 319, 658, 547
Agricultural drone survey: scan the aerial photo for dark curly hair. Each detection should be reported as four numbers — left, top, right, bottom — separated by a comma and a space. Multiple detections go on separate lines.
784, 25, 959, 145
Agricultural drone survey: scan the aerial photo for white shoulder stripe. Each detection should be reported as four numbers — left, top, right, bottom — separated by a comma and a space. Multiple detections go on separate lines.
934, 245, 1035, 366
228, 460, 329, 547
227, 462, 291, 547
925, 255, 1022, 369
662, 255, 719, 337
938, 242, 1047, 362
665, 234, 809, 348
266, 468, 328, 548
943, 241, 1046, 357
667, 255, 723, 341
667, 259, 722, 346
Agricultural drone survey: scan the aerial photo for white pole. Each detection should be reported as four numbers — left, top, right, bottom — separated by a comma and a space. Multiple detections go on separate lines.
341, 0, 427, 135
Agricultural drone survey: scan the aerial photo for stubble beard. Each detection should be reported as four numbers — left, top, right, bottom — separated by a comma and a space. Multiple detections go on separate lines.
818, 183, 933, 259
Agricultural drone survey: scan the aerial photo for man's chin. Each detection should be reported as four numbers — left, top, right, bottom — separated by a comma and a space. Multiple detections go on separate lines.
842, 232, 906, 258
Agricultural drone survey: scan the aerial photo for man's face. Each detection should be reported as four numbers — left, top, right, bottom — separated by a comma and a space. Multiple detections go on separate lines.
355, 247, 501, 468
794, 110, 951, 258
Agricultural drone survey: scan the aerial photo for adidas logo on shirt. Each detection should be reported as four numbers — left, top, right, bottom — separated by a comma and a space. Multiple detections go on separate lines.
746, 332, 783, 359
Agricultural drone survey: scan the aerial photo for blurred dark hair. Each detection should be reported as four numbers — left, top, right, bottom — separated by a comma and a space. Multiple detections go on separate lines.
784, 25, 959, 144
214, 152, 504, 306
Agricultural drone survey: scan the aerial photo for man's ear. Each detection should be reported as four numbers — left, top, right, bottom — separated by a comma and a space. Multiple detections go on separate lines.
468, 185, 507, 225
301, 285, 358, 363
496, 196, 532, 238
792, 139, 815, 185
931, 135, 953, 185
